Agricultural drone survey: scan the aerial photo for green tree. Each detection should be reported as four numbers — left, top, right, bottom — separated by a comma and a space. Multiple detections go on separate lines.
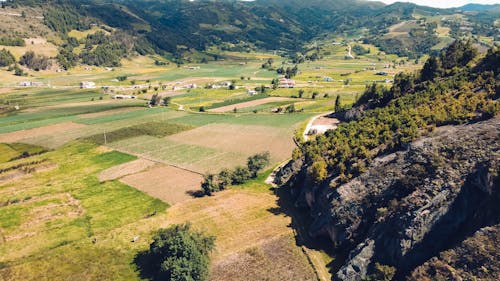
420, 55, 442, 82
247, 151, 270, 177
134, 224, 215, 281
162, 96, 172, 106
19, 51, 50, 71
0, 49, 15, 67
201, 174, 217, 196
309, 159, 327, 184
298, 89, 304, 98
217, 169, 232, 190
150, 94, 161, 106
335, 95, 342, 112
231, 166, 252, 184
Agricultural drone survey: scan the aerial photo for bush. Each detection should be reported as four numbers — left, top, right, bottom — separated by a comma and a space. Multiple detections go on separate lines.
134, 224, 215, 281
19, 51, 50, 71
199, 152, 270, 195
0, 49, 15, 67
231, 166, 252, 185
247, 151, 270, 177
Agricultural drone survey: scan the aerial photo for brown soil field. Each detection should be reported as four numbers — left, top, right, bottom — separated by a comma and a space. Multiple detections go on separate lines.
166, 123, 295, 163
98, 158, 156, 182
0, 122, 87, 143
79, 107, 143, 118
208, 97, 293, 113
23, 100, 124, 113
119, 165, 203, 205
210, 235, 316, 281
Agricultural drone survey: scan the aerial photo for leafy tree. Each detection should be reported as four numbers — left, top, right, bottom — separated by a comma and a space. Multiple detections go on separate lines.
134, 224, 215, 281
247, 152, 270, 177
421, 55, 442, 82
57, 47, 78, 70
162, 97, 172, 106
309, 159, 328, 184
217, 169, 232, 190
0, 49, 15, 67
150, 94, 161, 106
298, 89, 304, 98
231, 166, 252, 184
285, 104, 296, 113
201, 174, 217, 196
335, 95, 342, 112
19, 51, 50, 71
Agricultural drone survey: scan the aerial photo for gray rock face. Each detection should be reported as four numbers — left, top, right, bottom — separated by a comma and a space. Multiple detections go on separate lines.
277, 118, 500, 280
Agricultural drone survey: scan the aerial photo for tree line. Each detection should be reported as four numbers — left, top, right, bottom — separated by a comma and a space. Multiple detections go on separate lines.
201, 152, 270, 196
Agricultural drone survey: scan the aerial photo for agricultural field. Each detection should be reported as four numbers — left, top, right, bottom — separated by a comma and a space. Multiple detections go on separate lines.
0, 41, 417, 280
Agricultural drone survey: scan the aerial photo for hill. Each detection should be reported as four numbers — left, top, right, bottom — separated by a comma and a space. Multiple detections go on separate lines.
274, 43, 499, 280
1, 0, 498, 70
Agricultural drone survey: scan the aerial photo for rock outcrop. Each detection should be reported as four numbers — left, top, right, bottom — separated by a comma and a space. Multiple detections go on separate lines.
277, 118, 499, 280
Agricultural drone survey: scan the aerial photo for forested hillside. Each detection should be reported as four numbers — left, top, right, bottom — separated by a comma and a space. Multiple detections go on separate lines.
275, 42, 499, 280
2, 0, 499, 68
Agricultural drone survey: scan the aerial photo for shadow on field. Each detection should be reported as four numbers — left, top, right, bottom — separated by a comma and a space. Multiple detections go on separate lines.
133, 250, 157, 281
268, 185, 351, 281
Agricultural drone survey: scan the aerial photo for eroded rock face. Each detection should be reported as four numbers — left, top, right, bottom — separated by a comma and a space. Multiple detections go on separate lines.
409, 225, 500, 281
278, 118, 499, 280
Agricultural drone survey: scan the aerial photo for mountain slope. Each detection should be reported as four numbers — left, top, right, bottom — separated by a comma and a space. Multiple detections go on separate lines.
275, 44, 500, 280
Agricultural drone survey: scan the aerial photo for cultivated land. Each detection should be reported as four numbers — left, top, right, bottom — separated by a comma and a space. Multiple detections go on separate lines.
0, 40, 422, 280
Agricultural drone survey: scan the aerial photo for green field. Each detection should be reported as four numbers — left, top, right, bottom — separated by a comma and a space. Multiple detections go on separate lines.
0, 143, 167, 279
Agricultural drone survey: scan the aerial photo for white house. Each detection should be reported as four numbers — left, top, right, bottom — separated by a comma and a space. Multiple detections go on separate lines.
278, 78, 296, 88
80, 81, 96, 89
220, 81, 232, 87
112, 94, 136, 99
247, 90, 258, 95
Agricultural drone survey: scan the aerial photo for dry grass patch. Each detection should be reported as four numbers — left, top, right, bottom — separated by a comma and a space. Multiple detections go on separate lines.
120, 165, 203, 205
167, 123, 295, 164
2, 38, 59, 60
210, 235, 316, 281
165, 190, 294, 261
0, 122, 87, 144
208, 97, 293, 112
98, 158, 156, 182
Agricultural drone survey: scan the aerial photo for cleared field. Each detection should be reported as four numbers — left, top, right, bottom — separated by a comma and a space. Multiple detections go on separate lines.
120, 165, 203, 205
165, 190, 296, 260
210, 235, 316, 281
98, 158, 157, 182
168, 112, 313, 128
108, 135, 242, 173
1, 38, 59, 60
0, 122, 86, 143
17, 111, 187, 149
208, 97, 293, 112
167, 123, 295, 163
79, 107, 143, 118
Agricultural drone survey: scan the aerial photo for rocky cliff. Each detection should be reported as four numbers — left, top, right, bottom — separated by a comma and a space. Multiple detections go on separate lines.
276, 118, 499, 280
